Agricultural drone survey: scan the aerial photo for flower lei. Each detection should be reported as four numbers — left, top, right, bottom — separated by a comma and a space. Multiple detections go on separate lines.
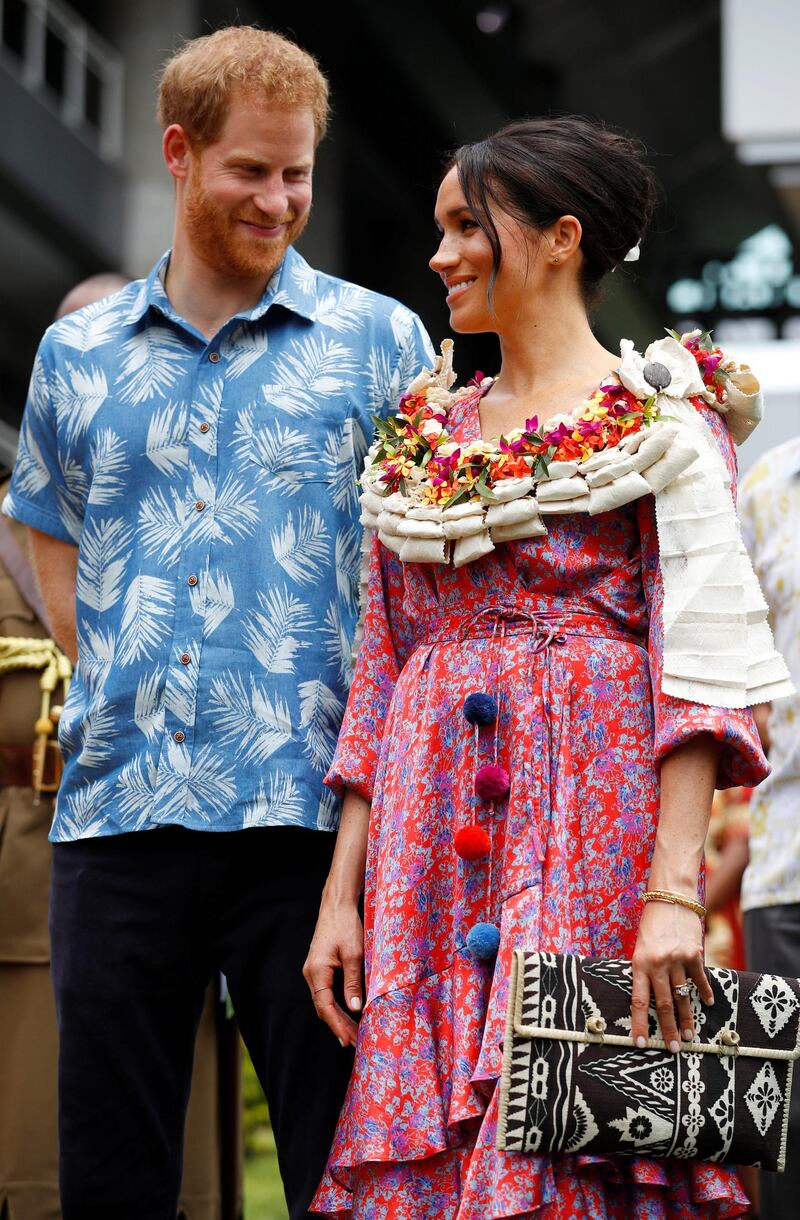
371, 364, 660, 510
675, 328, 735, 407
368, 330, 733, 509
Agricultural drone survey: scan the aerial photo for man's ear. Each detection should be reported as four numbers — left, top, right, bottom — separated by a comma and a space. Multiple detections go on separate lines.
163, 124, 193, 182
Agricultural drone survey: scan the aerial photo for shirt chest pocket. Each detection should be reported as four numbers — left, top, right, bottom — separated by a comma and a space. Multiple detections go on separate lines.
236, 396, 370, 503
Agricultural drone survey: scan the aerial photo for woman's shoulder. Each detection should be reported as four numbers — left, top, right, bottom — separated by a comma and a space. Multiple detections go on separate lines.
618, 328, 763, 447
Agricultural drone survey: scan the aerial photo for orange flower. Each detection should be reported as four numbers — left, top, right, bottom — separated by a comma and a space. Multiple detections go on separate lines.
504, 454, 531, 478
552, 437, 583, 462
399, 392, 427, 417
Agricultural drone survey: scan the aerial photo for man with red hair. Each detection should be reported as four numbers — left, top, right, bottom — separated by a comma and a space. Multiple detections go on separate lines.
5, 26, 431, 1220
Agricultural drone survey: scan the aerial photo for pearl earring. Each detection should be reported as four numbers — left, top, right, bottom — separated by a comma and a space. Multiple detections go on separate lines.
553, 256, 560, 264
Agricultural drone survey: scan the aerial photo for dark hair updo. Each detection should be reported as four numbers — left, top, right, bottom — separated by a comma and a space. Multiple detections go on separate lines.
448, 114, 658, 307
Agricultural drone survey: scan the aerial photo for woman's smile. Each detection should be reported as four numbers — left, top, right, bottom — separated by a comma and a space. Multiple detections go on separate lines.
445, 275, 478, 303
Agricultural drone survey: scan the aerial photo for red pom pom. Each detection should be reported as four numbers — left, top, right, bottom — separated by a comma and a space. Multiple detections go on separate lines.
454, 825, 491, 861
475, 763, 510, 801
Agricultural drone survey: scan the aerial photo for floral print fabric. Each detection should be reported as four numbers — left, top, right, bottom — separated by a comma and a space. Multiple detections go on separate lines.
312, 385, 766, 1218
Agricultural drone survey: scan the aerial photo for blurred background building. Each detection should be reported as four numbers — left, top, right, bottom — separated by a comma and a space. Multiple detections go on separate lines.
1, 0, 799, 468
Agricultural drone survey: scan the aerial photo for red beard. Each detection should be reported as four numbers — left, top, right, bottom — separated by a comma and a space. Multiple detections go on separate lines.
183, 168, 309, 281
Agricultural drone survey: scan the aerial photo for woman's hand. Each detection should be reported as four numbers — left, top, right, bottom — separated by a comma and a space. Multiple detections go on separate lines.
303, 897, 364, 1048
630, 899, 714, 1051
303, 786, 370, 1048
633, 734, 719, 1049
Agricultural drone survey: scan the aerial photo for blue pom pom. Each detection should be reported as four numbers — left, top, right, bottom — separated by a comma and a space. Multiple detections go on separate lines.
466, 922, 501, 962
463, 692, 498, 726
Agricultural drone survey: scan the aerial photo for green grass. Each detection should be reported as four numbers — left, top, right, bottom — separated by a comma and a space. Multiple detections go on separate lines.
244, 1129, 289, 1220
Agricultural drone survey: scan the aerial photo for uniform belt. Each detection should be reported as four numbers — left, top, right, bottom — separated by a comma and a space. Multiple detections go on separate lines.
0, 744, 33, 787
420, 606, 644, 650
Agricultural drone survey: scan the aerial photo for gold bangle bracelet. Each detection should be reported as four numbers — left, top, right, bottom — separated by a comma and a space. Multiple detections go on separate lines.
642, 889, 706, 919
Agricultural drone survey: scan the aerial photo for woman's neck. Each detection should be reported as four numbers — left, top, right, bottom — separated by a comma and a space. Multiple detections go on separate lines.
476, 295, 620, 440
495, 302, 616, 401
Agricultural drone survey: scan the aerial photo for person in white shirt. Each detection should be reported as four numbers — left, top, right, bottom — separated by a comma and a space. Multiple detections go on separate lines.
739, 437, 800, 1218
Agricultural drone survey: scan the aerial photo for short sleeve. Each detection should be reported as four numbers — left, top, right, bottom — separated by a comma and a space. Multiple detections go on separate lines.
637, 407, 769, 789
3, 337, 83, 544
325, 533, 415, 800
376, 309, 435, 424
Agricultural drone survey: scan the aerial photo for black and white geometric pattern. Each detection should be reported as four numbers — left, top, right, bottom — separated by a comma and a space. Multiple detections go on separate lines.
497, 951, 800, 1172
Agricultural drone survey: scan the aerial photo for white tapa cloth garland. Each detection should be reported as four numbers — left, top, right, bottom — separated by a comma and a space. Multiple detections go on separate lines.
356, 337, 793, 710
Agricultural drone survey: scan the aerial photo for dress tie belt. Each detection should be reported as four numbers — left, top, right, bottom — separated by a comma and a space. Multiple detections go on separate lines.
418, 606, 644, 653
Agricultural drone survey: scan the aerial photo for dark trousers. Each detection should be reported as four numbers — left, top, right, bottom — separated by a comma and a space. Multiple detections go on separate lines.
50, 826, 352, 1220
745, 903, 800, 1220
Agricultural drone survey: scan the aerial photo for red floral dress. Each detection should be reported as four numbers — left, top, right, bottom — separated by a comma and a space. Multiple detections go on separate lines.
311, 386, 767, 1219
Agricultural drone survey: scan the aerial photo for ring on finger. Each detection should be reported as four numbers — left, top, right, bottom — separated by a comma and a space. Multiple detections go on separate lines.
673, 981, 694, 998
314, 985, 334, 996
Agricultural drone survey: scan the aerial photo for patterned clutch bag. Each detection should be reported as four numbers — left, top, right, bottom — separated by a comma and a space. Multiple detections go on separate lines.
497, 950, 800, 1170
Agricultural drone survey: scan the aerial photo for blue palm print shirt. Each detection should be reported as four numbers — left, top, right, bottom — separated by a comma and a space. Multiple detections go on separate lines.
5, 246, 433, 841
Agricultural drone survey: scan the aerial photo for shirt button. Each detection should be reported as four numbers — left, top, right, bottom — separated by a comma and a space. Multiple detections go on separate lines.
180, 653, 191, 665
174, 730, 185, 743
199, 422, 210, 434
187, 574, 198, 587
195, 500, 206, 512
208, 351, 220, 363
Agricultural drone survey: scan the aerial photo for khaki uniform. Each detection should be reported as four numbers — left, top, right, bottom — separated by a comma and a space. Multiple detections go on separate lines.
0, 496, 241, 1220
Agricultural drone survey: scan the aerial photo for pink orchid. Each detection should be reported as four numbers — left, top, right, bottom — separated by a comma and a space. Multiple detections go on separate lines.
544, 422, 572, 445
429, 447, 462, 479
499, 435, 526, 455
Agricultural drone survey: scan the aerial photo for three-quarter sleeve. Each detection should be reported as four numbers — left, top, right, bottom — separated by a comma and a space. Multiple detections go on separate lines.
325, 533, 415, 800
637, 406, 769, 789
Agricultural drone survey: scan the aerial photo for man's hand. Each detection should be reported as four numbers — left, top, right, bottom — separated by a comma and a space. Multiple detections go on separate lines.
303, 898, 364, 1048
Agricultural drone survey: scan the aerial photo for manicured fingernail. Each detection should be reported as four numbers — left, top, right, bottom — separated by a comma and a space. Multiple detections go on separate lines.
683, 1029, 693, 1042
636, 1036, 647, 1049
337, 1037, 346, 1048
670, 1040, 680, 1054
349, 997, 362, 1011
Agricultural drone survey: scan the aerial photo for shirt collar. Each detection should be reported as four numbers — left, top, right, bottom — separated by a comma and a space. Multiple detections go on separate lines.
123, 245, 318, 328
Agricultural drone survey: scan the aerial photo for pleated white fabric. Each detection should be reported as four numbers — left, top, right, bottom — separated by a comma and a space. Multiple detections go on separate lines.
653, 395, 792, 708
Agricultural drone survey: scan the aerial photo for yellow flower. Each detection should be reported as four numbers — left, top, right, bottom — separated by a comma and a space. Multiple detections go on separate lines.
582, 401, 609, 422
422, 483, 450, 505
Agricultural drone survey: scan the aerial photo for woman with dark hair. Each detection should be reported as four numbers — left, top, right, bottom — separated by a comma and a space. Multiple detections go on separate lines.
305, 116, 786, 1217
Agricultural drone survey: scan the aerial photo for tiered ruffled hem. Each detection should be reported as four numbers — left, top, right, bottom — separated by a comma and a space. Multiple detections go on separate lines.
315, 1114, 751, 1218
311, 894, 749, 1218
